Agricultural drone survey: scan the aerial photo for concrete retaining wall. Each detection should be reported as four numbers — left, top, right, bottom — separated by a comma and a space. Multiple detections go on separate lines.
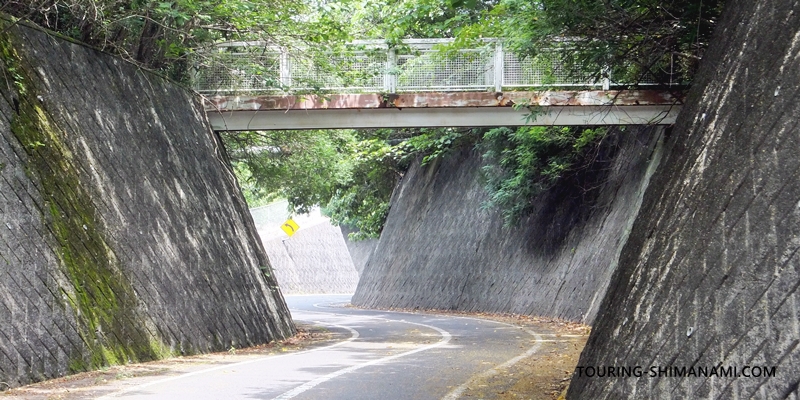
339, 225, 378, 275
569, 0, 800, 397
352, 125, 664, 323
0, 20, 294, 388
251, 202, 359, 294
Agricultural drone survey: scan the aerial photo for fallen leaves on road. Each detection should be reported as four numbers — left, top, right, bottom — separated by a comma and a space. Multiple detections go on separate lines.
361, 306, 591, 400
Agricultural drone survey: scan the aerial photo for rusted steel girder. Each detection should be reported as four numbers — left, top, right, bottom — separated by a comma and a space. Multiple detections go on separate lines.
202, 90, 683, 112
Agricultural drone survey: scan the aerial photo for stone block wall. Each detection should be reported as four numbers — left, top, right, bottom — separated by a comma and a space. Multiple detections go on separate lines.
0, 19, 294, 388
250, 202, 360, 294
352, 125, 664, 323
569, 0, 800, 397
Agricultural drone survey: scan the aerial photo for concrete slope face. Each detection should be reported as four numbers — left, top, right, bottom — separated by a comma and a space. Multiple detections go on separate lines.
352, 125, 664, 323
260, 224, 360, 294
250, 202, 360, 294
340, 224, 378, 276
0, 21, 294, 388
569, 1, 800, 398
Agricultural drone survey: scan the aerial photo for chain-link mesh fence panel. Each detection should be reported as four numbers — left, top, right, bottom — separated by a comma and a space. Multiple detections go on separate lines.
195, 46, 281, 93
289, 51, 386, 92
195, 40, 665, 94
503, 51, 601, 88
396, 48, 493, 91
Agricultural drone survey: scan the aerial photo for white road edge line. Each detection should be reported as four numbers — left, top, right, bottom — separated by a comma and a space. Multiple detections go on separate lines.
312, 301, 349, 309
96, 322, 359, 399
304, 304, 546, 400
440, 320, 543, 400
273, 309, 452, 400
310, 300, 548, 400
309, 300, 549, 400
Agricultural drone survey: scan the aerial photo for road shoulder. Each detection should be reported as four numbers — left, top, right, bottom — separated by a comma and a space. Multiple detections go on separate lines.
0, 324, 344, 400
358, 308, 590, 400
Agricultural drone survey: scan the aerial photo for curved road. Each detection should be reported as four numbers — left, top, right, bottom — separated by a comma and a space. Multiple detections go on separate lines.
104, 294, 543, 399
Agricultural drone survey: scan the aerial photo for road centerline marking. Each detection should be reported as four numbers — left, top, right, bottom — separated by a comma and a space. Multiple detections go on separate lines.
273, 309, 453, 400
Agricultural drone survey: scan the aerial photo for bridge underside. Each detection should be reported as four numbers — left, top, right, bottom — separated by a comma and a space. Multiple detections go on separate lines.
204, 90, 682, 131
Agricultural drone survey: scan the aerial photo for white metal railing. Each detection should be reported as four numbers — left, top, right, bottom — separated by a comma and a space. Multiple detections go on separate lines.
193, 39, 671, 94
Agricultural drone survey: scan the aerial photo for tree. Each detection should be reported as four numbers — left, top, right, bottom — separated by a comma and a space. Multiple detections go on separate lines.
223, 128, 411, 239
345, 0, 496, 42
0, 0, 351, 81
451, 0, 724, 86
480, 126, 608, 226
223, 129, 356, 211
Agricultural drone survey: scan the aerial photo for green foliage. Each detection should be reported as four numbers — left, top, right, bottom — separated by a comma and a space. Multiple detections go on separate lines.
1, 0, 351, 81
480, 126, 607, 227
224, 127, 479, 239
223, 129, 356, 213
6, 0, 720, 237
223, 129, 405, 239
324, 137, 402, 239
232, 162, 277, 208
339, 0, 723, 86
452, 0, 724, 86
323, 128, 478, 238
347, 0, 496, 41
400, 127, 478, 165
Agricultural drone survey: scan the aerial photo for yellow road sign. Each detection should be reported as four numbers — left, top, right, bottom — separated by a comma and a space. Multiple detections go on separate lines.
281, 219, 300, 237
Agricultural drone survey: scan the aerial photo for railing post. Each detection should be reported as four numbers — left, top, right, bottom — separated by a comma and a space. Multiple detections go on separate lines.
494, 41, 504, 92
384, 47, 397, 93
279, 48, 291, 89
602, 65, 610, 90
192, 58, 201, 93
669, 53, 675, 87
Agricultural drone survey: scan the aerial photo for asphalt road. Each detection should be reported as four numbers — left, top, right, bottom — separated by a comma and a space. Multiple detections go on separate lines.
103, 294, 543, 399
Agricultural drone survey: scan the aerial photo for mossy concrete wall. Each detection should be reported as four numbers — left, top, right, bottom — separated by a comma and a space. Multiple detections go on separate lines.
352, 125, 664, 323
0, 19, 294, 388
568, 0, 800, 397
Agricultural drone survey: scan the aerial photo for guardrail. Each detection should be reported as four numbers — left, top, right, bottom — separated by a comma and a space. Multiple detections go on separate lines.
193, 39, 672, 94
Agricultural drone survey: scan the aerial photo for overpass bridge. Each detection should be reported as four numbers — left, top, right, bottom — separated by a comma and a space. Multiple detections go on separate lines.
195, 39, 682, 130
